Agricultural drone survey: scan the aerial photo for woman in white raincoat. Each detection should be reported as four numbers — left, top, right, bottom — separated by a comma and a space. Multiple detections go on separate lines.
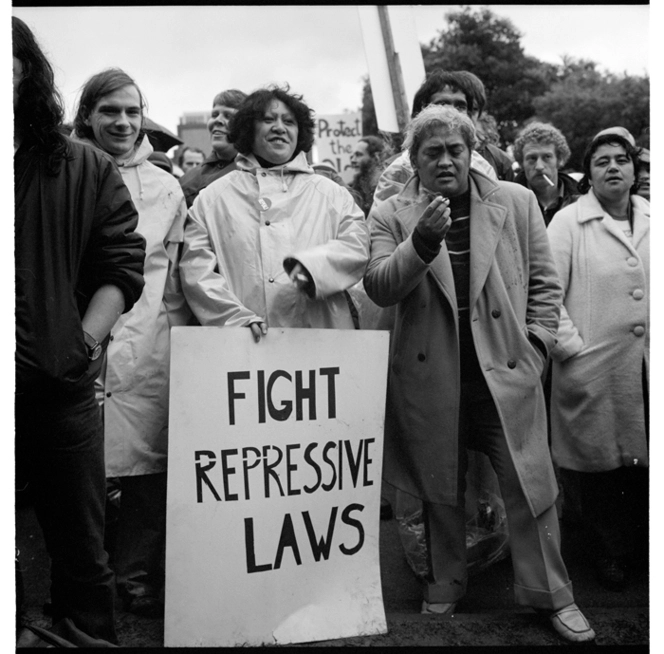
73, 69, 190, 617
180, 85, 369, 339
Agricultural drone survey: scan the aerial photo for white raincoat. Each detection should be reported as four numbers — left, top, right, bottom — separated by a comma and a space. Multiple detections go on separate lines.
74, 133, 191, 476
180, 151, 369, 329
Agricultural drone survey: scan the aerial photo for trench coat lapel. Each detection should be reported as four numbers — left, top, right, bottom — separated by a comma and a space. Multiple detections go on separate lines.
429, 241, 457, 311
468, 174, 507, 310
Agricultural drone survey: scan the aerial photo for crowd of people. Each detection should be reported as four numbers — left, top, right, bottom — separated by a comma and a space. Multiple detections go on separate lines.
14, 14, 648, 647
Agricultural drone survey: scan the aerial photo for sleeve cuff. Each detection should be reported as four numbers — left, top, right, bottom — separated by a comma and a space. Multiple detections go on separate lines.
412, 225, 441, 264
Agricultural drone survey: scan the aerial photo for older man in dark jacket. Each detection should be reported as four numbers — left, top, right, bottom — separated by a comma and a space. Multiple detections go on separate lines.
179, 89, 247, 207
513, 122, 580, 226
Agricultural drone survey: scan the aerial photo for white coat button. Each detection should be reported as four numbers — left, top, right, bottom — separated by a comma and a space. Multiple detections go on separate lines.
261, 172, 267, 177
633, 289, 644, 300
265, 220, 271, 226
627, 257, 638, 267
268, 277, 274, 283
507, 359, 517, 369
633, 325, 645, 337
106, 392, 112, 397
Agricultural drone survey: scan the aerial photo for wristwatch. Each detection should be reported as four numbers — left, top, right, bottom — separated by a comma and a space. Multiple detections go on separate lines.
83, 331, 103, 361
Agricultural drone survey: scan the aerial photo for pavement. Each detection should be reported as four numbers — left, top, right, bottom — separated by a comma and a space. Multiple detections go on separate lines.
15, 482, 649, 649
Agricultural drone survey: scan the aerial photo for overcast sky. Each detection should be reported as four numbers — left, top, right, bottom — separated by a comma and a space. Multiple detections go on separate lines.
11, 5, 650, 137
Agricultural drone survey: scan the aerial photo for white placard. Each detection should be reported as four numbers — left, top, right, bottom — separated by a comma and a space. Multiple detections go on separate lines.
357, 6, 426, 133
313, 112, 362, 184
164, 327, 389, 647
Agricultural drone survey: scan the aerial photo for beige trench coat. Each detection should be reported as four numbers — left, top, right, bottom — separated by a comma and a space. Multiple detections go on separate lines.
364, 171, 562, 517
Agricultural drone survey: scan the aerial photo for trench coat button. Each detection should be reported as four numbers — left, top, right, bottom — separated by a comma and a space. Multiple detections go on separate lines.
265, 220, 271, 226
417, 353, 426, 362
627, 257, 638, 267
268, 277, 275, 283
491, 309, 501, 318
632, 289, 644, 300
106, 392, 112, 398
633, 325, 645, 337
109, 335, 114, 341
507, 359, 517, 369
261, 172, 267, 177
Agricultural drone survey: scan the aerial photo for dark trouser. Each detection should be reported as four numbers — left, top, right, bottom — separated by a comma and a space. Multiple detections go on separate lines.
15, 383, 117, 644
422, 376, 574, 610
113, 472, 167, 602
560, 466, 649, 562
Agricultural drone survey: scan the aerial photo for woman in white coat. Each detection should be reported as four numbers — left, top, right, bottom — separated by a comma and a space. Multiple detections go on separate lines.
180, 85, 369, 338
547, 128, 649, 592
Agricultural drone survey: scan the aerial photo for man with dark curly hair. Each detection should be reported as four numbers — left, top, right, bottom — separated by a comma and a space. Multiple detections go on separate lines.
14, 17, 145, 644
180, 85, 368, 340
513, 122, 580, 226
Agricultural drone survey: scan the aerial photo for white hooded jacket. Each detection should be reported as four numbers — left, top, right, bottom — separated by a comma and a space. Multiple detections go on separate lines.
180, 151, 369, 329
73, 132, 191, 476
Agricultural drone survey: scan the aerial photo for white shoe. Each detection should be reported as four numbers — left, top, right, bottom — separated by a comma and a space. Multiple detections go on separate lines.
549, 603, 596, 643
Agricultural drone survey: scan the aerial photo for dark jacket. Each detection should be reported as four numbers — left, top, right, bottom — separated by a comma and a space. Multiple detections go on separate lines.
515, 170, 580, 226
178, 153, 237, 208
477, 143, 515, 182
15, 137, 146, 391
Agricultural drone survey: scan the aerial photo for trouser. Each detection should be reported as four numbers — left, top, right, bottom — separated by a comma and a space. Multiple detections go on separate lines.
422, 376, 574, 611
560, 466, 649, 562
15, 382, 117, 644
113, 472, 167, 601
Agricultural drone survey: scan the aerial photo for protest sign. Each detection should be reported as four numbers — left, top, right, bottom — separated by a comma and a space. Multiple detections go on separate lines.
164, 327, 389, 647
357, 6, 426, 133
312, 112, 362, 184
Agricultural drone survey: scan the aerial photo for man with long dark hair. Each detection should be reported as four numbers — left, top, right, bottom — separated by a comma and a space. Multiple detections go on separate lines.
71, 67, 191, 619
14, 17, 145, 644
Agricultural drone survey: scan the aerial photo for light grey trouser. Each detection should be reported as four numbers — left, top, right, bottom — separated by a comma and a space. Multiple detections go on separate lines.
422, 377, 574, 610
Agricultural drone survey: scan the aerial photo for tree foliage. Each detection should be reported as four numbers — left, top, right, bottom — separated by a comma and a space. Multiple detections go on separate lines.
360, 5, 649, 170
421, 6, 556, 143
533, 57, 650, 169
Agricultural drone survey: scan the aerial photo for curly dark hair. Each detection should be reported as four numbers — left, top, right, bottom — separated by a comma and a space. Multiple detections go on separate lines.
411, 69, 486, 119
578, 133, 639, 195
227, 85, 315, 158
73, 68, 146, 143
13, 16, 69, 173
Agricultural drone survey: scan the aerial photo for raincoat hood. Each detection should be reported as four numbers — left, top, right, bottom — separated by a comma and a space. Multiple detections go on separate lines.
70, 131, 153, 168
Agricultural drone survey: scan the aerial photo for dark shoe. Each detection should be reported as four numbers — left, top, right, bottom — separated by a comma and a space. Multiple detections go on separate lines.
124, 595, 163, 619
596, 556, 626, 591
421, 600, 456, 616
380, 497, 393, 521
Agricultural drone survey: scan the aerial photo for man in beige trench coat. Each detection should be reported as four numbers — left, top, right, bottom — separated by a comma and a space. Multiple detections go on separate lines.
363, 105, 595, 644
